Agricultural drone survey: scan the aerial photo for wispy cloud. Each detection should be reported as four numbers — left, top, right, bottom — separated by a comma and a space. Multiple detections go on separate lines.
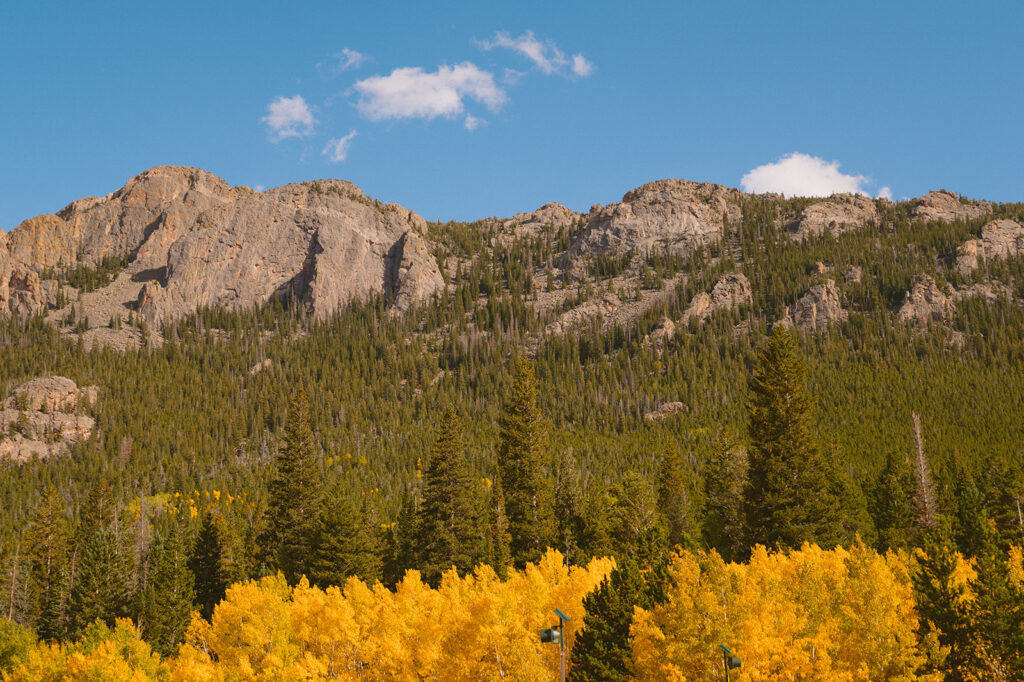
322, 130, 358, 163
740, 153, 886, 198
464, 114, 484, 131
261, 95, 316, 141
353, 63, 506, 122
335, 48, 367, 71
478, 30, 593, 78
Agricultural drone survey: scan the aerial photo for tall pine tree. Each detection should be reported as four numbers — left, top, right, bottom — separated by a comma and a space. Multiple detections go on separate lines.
416, 407, 484, 586
309, 486, 381, 588
189, 511, 228, 621
137, 524, 194, 655
497, 358, 554, 567
702, 433, 748, 562
24, 486, 70, 641
263, 388, 322, 584
743, 326, 843, 550
486, 475, 511, 579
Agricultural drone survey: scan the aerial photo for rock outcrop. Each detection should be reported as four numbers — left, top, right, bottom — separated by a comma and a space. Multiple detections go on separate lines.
545, 292, 622, 336
897, 274, 954, 324
1, 166, 443, 329
784, 279, 848, 332
0, 377, 97, 463
644, 401, 687, 422
911, 191, 991, 223
502, 203, 580, 236
567, 179, 743, 260
788, 194, 878, 240
955, 219, 1024, 276
684, 273, 752, 322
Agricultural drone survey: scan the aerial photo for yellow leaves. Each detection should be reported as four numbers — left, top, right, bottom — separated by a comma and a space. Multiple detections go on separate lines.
632, 543, 927, 681
167, 550, 611, 681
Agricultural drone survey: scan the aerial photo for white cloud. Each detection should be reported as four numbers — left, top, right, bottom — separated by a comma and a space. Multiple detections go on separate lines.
336, 48, 367, 71
353, 62, 506, 122
322, 130, 358, 163
464, 114, 484, 131
571, 54, 594, 77
876, 186, 893, 200
740, 152, 880, 198
262, 95, 316, 141
478, 30, 593, 78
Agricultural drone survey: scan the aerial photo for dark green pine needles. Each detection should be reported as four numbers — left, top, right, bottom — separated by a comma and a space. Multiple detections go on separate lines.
743, 326, 844, 550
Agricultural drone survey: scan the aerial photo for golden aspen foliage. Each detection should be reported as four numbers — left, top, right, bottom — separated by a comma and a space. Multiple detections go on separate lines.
630, 543, 939, 681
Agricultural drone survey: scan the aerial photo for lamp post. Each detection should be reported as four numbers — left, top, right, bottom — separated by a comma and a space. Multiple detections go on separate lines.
540, 608, 572, 681
719, 645, 741, 681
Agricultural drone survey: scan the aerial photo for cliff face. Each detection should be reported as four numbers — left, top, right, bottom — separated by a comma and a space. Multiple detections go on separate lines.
0, 166, 443, 332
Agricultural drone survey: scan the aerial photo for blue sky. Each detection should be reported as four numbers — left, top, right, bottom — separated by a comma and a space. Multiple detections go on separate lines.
1, 1, 1022, 231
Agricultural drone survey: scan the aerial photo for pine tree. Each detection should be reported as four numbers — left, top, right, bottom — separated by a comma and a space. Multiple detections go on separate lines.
568, 556, 665, 682
137, 524, 194, 655
382, 491, 419, 588
486, 475, 511, 579
24, 486, 70, 641
497, 357, 555, 567
416, 408, 484, 586
69, 526, 131, 635
263, 388, 322, 584
702, 434, 748, 562
189, 512, 228, 621
972, 527, 1024, 677
913, 517, 980, 678
657, 446, 700, 551
309, 487, 380, 588
743, 326, 843, 549
609, 471, 660, 558
554, 454, 589, 566
873, 451, 918, 551
67, 479, 131, 638
911, 412, 939, 530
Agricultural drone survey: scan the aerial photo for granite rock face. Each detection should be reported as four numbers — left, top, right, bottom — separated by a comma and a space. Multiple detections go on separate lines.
568, 179, 743, 260
897, 274, 954, 324
502, 202, 580, 236
684, 273, 752, 322
0, 376, 97, 463
911, 191, 991, 223
784, 279, 848, 332
788, 194, 878, 240
955, 220, 1024, 276
1, 167, 443, 327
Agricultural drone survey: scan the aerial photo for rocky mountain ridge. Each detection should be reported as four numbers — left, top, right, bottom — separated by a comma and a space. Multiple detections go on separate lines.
2, 166, 1020, 349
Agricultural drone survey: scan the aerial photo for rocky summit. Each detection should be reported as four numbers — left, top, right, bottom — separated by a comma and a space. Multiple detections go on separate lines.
0, 166, 443, 345
0, 166, 1020, 351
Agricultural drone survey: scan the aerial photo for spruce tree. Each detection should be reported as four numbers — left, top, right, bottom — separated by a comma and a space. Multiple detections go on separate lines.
189, 512, 228, 621
69, 526, 131, 635
702, 434, 748, 562
382, 491, 419, 588
568, 557, 665, 682
263, 388, 322, 584
137, 524, 194, 655
416, 408, 483, 586
68, 479, 131, 638
309, 487, 380, 588
657, 446, 700, 550
497, 358, 555, 567
486, 475, 511, 579
24, 486, 70, 641
554, 454, 589, 566
873, 451, 918, 551
743, 326, 843, 549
